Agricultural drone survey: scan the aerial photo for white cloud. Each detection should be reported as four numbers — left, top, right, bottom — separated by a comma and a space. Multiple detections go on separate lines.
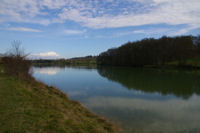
63, 29, 86, 35
30, 51, 60, 59
0, 0, 199, 34
40, 0, 67, 9
55, 0, 200, 34
38, 51, 59, 57
1, 27, 42, 32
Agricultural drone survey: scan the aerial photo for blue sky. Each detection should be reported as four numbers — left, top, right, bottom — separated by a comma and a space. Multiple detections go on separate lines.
0, 0, 200, 59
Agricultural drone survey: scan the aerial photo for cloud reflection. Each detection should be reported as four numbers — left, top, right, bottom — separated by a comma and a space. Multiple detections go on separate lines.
84, 95, 200, 133
34, 67, 62, 75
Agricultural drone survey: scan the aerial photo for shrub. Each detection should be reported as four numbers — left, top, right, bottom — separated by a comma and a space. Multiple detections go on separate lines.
2, 41, 32, 80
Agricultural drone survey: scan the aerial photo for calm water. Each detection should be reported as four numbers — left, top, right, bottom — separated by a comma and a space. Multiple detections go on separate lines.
32, 66, 200, 133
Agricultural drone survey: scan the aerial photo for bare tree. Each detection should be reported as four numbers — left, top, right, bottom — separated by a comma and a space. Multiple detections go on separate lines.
6, 40, 29, 58
2, 41, 31, 80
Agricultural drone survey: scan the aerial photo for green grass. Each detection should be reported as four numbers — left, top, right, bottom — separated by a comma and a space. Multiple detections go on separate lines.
166, 58, 200, 68
66, 58, 97, 66
0, 63, 121, 133
185, 58, 200, 67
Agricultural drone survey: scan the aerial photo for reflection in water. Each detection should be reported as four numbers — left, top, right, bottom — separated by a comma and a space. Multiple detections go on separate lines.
32, 66, 200, 133
98, 67, 200, 99
85, 96, 200, 133
34, 67, 62, 75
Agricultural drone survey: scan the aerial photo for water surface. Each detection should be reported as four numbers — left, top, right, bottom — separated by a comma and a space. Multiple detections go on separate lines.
32, 66, 200, 133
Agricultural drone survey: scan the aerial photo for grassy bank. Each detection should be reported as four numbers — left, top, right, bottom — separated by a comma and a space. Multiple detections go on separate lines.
0, 62, 121, 133
165, 58, 200, 69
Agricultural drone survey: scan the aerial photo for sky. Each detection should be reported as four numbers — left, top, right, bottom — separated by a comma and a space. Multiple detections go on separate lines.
0, 0, 200, 59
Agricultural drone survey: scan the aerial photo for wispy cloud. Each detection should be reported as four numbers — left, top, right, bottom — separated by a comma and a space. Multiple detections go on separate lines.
55, 0, 200, 32
169, 24, 200, 36
114, 28, 171, 37
0, 0, 199, 34
1, 27, 42, 32
63, 29, 86, 35
94, 27, 187, 38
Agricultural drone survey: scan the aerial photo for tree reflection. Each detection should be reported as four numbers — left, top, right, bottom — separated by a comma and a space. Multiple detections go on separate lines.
97, 67, 200, 99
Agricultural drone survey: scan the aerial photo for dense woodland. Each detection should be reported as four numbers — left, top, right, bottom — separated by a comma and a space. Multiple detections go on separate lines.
97, 36, 200, 67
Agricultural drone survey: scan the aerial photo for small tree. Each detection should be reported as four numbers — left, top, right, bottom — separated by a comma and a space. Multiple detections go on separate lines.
2, 41, 31, 80
7, 41, 25, 57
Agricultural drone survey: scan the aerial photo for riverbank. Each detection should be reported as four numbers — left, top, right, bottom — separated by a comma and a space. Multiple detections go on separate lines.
0, 63, 121, 133
32, 57, 200, 70
97, 57, 200, 70
32, 56, 96, 67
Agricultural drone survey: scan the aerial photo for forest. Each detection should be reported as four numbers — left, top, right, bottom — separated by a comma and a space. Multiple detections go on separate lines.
97, 36, 200, 68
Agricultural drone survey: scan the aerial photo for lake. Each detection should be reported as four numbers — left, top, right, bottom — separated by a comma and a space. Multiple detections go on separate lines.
32, 66, 200, 133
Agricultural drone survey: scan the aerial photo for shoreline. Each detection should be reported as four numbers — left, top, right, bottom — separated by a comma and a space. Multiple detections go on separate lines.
0, 62, 122, 133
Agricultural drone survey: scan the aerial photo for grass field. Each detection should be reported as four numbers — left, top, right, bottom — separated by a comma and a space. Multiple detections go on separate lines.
0, 62, 121, 133
166, 58, 200, 68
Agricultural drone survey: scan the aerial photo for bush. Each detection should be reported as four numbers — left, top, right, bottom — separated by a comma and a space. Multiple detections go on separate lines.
2, 41, 32, 80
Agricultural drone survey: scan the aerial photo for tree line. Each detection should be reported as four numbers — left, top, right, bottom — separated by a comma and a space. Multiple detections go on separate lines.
97, 36, 200, 67
32, 56, 96, 67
